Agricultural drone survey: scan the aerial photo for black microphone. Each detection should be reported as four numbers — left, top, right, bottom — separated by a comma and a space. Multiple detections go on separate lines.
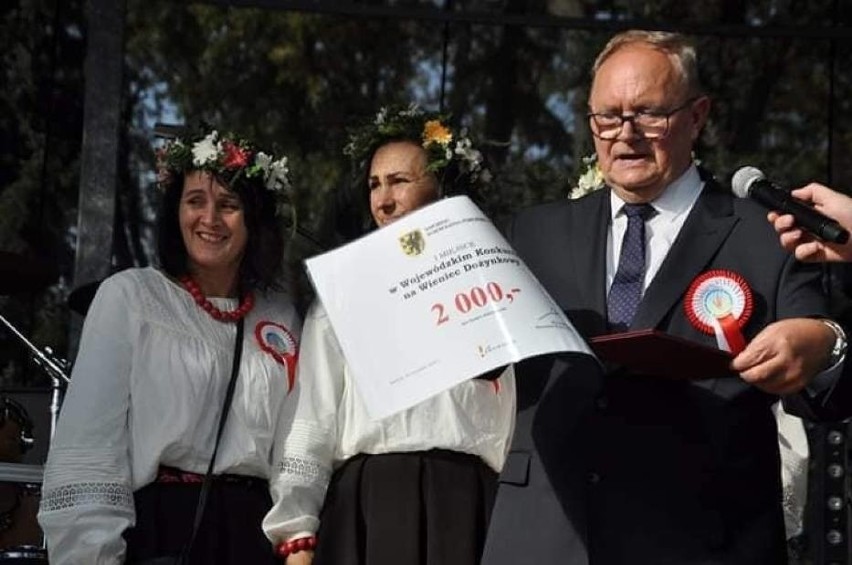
731, 166, 849, 245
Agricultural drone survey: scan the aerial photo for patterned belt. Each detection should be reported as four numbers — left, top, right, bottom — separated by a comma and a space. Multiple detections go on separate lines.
156, 465, 266, 489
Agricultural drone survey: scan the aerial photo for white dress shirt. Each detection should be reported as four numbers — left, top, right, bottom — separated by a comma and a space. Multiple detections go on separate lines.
606, 164, 704, 295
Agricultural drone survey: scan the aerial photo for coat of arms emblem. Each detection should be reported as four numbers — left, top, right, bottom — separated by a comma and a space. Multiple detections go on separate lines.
399, 230, 426, 256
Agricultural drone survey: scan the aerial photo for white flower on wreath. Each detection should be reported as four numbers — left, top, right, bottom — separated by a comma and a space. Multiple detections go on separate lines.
191, 130, 220, 167
399, 103, 420, 117
266, 156, 291, 192
454, 137, 484, 174
252, 152, 292, 218
569, 153, 605, 199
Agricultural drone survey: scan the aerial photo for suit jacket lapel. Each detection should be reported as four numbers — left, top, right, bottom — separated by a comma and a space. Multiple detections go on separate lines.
568, 190, 610, 337
631, 180, 738, 330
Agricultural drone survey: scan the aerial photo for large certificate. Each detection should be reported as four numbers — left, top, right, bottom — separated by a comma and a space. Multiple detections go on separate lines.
306, 196, 592, 419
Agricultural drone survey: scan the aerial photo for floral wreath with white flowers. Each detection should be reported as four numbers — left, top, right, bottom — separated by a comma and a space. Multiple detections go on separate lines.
156, 127, 293, 218
343, 104, 491, 190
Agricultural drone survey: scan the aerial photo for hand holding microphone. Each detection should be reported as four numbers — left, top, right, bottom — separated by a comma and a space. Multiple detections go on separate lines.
731, 167, 852, 263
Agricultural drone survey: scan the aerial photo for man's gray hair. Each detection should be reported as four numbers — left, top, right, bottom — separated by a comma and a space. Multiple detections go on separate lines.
592, 30, 703, 96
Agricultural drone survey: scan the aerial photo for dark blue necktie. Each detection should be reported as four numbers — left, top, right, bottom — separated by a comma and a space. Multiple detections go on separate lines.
607, 203, 655, 332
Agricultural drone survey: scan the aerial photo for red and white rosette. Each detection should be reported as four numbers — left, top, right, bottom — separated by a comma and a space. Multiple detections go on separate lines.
684, 270, 753, 354
254, 321, 300, 392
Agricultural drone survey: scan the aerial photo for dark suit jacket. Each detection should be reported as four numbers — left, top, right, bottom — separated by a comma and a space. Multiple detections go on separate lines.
482, 179, 850, 565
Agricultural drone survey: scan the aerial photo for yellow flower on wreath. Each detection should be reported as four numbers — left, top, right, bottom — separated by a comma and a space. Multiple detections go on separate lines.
344, 104, 489, 185
422, 120, 453, 147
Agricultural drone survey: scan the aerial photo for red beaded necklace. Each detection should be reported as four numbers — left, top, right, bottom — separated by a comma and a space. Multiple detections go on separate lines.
179, 275, 255, 322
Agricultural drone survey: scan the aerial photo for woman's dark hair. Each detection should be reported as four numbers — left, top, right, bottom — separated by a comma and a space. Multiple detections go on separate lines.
156, 170, 285, 291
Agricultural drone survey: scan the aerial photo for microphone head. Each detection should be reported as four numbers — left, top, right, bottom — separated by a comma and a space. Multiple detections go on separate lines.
731, 166, 765, 199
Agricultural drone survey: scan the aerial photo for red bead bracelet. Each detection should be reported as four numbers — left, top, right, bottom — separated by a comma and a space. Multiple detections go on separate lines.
275, 535, 317, 558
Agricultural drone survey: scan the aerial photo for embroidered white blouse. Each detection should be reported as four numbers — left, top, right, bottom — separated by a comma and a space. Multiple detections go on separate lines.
38, 267, 301, 565
262, 301, 516, 544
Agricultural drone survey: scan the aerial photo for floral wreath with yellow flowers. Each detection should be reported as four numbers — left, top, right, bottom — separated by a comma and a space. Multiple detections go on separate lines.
155, 127, 292, 218
343, 104, 490, 188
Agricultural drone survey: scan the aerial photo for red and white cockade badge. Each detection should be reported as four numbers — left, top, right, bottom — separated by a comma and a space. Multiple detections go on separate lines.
254, 321, 299, 392
684, 270, 753, 354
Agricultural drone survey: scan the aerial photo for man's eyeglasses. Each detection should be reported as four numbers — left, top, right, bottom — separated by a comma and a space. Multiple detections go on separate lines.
588, 96, 701, 140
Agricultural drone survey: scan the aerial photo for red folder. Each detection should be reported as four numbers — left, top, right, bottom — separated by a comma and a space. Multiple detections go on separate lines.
589, 329, 735, 380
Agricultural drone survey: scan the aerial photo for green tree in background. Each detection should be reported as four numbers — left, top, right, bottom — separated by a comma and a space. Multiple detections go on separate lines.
0, 0, 84, 388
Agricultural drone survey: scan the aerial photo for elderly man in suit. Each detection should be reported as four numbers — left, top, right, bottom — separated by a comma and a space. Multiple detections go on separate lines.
482, 30, 849, 565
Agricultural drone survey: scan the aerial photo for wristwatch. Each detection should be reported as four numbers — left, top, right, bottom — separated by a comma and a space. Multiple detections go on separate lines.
821, 319, 848, 368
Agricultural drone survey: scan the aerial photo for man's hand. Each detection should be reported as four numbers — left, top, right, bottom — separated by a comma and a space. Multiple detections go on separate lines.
731, 318, 834, 395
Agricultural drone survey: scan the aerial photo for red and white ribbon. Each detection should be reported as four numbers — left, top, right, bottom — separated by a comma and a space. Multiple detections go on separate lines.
254, 321, 300, 392
684, 270, 753, 354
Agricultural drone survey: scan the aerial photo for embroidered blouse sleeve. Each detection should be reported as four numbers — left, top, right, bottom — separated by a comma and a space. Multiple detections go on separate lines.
263, 301, 341, 544
38, 275, 136, 565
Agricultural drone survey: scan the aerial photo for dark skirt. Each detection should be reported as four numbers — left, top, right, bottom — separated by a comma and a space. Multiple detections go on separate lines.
313, 449, 497, 565
124, 475, 277, 565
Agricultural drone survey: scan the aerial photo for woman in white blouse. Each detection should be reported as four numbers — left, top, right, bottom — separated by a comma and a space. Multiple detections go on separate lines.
37, 126, 301, 564
263, 106, 515, 565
